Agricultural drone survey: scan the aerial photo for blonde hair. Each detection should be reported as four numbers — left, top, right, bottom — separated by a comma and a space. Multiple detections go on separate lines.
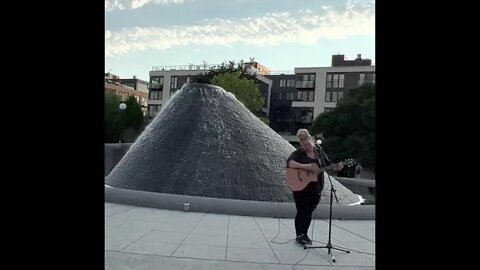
296, 129, 312, 142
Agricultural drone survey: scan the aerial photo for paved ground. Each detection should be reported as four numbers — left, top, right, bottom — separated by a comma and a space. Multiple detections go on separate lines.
106, 203, 375, 269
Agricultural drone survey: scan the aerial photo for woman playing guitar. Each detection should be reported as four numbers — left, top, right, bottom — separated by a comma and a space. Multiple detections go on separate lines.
286, 129, 342, 246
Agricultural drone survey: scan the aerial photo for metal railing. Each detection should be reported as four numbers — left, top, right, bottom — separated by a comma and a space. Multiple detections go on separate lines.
149, 82, 163, 89
152, 64, 224, 71
295, 81, 315, 88
269, 70, 295, 75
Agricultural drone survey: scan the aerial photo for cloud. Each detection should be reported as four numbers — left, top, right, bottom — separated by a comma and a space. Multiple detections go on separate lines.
105, 0, 187, 12
105, 5, 374, 57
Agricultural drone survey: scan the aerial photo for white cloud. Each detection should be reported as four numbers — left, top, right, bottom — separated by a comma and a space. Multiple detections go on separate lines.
105, 0, 186, 12
105, 6, 375, 57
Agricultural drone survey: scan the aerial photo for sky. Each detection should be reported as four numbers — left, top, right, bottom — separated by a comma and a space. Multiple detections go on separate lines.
105, 0, 375, 81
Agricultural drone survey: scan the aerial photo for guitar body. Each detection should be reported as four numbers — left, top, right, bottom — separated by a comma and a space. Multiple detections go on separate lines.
285, 166, 319, 191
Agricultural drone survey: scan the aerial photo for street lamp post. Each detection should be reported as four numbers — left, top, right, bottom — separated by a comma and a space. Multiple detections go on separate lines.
119, 103, 127, 143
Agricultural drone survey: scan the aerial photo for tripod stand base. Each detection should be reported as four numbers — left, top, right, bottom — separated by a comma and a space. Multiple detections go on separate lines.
304, 243, 351, 263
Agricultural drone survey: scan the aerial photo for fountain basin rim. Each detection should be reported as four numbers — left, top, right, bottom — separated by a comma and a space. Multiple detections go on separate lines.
105, 184, 375, 220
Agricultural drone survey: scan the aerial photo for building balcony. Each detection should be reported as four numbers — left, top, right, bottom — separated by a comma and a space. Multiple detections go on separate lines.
358, 80, 376, 86
148, 99, 163, 105
295, 81, 315, 88
149, 82, 163, 89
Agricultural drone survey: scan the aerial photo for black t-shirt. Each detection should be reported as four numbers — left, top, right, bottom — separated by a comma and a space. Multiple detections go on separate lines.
286, 147, 330, 193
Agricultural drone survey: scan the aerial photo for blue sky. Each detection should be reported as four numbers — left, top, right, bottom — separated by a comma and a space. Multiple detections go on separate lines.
105, 0, 375, 81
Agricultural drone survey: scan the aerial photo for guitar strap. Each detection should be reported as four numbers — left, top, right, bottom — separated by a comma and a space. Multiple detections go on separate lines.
315, 147, 331, 168
314, 148, 329, 192
314, 148, 324, 168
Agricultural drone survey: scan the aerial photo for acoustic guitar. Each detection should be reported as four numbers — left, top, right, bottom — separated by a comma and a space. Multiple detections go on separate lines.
285, 163, 340, 191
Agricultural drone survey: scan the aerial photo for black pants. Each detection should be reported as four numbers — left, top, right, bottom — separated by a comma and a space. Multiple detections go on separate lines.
293, 187, 320, 236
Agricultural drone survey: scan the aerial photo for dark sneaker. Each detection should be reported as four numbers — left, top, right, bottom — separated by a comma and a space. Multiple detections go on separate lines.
302, 234, 312, 245
295, 235, 307, 246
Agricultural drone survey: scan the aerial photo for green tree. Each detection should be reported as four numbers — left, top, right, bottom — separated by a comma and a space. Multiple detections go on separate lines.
124, 95, 145, 132
310, 83, 375, 168
105, 92, 122, 143
210, 71, 264, 113
192, 59, 258, 83
191, 59, 267, 122
105, 93, 146, 143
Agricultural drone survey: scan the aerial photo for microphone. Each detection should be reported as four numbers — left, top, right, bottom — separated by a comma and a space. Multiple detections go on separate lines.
315, 139, 323, 150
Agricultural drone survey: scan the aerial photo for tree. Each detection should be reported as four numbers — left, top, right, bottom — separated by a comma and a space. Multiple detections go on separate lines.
105, 92, 122, 143
190, 59, 267, 121
192, 59, 257, 84
124, 95, 145, 132
105, 93, 146, 143
310, 83, 375, 168
210, 71, 265, 114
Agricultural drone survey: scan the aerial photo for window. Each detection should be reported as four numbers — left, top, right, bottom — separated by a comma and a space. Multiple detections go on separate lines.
280, 79, 295, 87
139, 84, 148, 93
325, 89, 344, 102
301, 74, 315, 81
366, 73, 375, 82
295, 73, 316, 88
150, 76, 164, 89
150, 90, 162, 100
326, 74, 332, 88
339, 74, 345, 88
149, 105, 161, 117
297, 91, 303, 101
327, 73, 345, 88
278, 93, 282, 100
359, 73, 375, 85
324, 107, 334, 113
287, 79, 295, 87
358, 74, 365, 86
338, 91, 343, 100
325, 91, 332, 102
296, 91, 315, 101
170, 77, 178, 89
308, 91, 314, 101
170, 76, 188, 92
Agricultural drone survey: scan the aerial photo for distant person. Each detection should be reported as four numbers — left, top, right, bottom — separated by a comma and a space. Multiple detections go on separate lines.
338, 159, 350, 177
355, 162, 363, 178
344, 158, 355, 178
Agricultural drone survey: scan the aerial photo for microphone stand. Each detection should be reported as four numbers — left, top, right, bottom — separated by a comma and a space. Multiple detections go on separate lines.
304, 143, 351, 263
